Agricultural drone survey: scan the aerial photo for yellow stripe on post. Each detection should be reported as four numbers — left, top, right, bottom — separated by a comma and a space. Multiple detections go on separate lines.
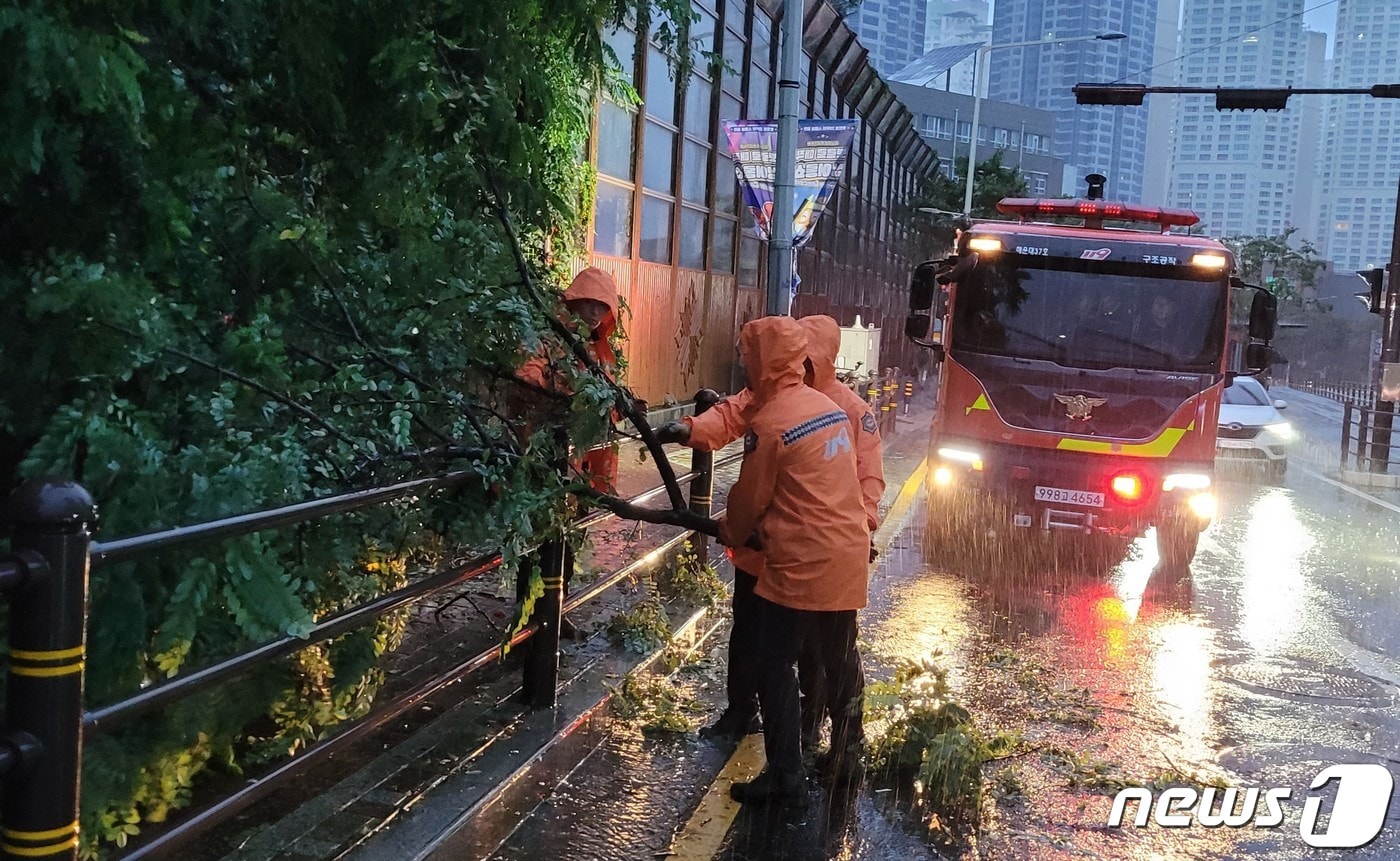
7, 646, 84, 662
1, 824, 79, 843
0, 837, 80, 857
9, 661, 84, 679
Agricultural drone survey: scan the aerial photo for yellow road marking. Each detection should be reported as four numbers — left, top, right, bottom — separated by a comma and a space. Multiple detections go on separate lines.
665, 735, 765, 860
875, 456, 928, 558
666, 457, 930, 859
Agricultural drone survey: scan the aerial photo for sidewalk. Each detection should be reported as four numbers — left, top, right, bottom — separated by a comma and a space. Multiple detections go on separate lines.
191, 390, 938, 861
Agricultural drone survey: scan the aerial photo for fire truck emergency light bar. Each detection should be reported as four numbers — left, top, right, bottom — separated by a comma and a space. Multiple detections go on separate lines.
995, 198, 1201, 231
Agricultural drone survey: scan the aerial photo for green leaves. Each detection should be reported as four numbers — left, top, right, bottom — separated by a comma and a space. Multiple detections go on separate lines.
4, 0, 690, 855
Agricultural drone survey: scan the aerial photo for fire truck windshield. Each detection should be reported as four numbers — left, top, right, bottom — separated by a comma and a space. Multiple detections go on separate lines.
951, 256, 1228, 373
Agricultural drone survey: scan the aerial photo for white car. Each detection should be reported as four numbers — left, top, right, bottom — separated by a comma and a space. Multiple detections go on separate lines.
1216, 376, 1293, 481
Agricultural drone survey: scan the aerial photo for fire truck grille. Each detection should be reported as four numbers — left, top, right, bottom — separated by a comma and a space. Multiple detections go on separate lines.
958, 355, 1211, 442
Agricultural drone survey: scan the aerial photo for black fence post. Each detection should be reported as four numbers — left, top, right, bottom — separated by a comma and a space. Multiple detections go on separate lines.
687, 390, 720, 569
1342, 401, 1354, 471
1358, 408, 1372, 472
1, 479, 96, 861
1371, 404, 1394, 475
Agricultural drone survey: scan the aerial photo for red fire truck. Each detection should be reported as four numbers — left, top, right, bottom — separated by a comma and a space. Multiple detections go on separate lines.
905, 179, 1278, 569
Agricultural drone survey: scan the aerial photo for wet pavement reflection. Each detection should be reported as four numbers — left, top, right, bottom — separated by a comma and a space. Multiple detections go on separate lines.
487, 390, 1400, 860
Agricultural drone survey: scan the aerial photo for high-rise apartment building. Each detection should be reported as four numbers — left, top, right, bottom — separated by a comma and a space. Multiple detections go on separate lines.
1166, 1, 1310, 239
987, 0, 1156, 201
1316, 0, 1400, 271
849, 0, 930, 77
1140, 0, 1180, 206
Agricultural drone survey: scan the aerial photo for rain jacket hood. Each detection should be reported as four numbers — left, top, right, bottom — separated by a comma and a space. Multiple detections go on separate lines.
563, 266, 619, 342
739, 316, 807, 399
798, 315, 841, 389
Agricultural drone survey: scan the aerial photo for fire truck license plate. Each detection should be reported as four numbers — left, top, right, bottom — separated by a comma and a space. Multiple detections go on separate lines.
1034, 486, 1105, 507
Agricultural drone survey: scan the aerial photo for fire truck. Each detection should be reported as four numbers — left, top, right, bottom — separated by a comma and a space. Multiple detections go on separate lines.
905, 177, 1278, 569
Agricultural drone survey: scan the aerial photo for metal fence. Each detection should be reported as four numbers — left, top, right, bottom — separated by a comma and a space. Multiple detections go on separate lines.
0, 402, 737, 861
1341, 401, 1400, 475
1297, 379, 1378, 407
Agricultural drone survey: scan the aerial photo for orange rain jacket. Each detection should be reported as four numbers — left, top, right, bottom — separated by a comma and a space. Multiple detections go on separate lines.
686, 316, 885, 531
717, 317, 871, 612
514, 267, 621, 493
799, 315, 886, 532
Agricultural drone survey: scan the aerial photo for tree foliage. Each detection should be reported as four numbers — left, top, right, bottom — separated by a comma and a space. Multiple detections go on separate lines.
908, 150, 1029, 252
0, 0, 692, 854
1222, 228, 1324, 305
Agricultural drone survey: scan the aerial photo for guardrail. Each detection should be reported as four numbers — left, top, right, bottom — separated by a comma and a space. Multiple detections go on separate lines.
1297, 379, 1378, 407
1341, 401, 1399, 475
0, 396, 735, 861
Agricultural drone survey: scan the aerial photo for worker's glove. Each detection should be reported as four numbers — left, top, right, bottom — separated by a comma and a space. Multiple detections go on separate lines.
656, 420, 691, 444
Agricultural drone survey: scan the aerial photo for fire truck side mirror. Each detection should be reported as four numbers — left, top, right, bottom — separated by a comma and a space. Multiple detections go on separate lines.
905, 312, 931, 340
910, 261, 940, 312
1248, 290, 1278, 342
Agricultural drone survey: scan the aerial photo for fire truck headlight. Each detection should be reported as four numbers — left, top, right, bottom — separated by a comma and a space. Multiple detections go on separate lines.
937, 446, 984, 471
967, 237, 1003, 253
1191, 253, 1229, 270
1265, 421, 1294, 441
933, 466, 955, 487
1163, 472, 1212, 492
1187, 491, 1218, 520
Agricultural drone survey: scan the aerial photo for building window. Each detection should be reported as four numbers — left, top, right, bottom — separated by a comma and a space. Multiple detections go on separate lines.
643, 121, 675, 193
597, 100, 636, 181
639, 196, 673, 263
593, 180, 633, 257
679, 206, 708, 270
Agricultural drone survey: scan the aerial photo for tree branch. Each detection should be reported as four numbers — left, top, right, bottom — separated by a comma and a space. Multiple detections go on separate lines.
579, 490, 719, 537
486, 176, 688, 511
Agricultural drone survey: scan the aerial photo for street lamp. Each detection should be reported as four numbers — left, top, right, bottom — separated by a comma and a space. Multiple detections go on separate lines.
963, 31, 1128, 215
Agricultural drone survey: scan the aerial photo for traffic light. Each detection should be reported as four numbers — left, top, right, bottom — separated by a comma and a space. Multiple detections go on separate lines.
1073, 84, 1147, 106
1358, 268, 1386, 314
1215, 89, 1291, 111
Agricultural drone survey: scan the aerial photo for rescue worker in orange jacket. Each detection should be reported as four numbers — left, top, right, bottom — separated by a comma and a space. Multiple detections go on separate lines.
514, 267, 625, 495
657, 316, 884, 751
716, 316, 871, 807
512, 267, 633, 637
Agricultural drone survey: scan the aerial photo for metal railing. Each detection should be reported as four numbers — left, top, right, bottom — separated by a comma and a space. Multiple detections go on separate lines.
0, 396, 735, 861
1297, 379, 1378, 407
1341, 401, 1399, 475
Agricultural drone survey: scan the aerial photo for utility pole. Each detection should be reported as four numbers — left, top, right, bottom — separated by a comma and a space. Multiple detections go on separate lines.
765, 0, 802, 317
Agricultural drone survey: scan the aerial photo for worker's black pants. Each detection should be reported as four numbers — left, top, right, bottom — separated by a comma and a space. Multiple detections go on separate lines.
724, 568, 762, 723
754, 595, 865, 776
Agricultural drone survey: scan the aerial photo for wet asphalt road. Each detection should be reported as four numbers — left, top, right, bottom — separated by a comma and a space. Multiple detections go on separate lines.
486, 388, 1400, 860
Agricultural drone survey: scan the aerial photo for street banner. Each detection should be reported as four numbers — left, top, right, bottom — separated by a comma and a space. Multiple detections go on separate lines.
723, 119, 859, 248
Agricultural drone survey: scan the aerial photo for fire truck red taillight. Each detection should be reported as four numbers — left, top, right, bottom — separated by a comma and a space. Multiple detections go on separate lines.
1109, 471, 1146, 504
